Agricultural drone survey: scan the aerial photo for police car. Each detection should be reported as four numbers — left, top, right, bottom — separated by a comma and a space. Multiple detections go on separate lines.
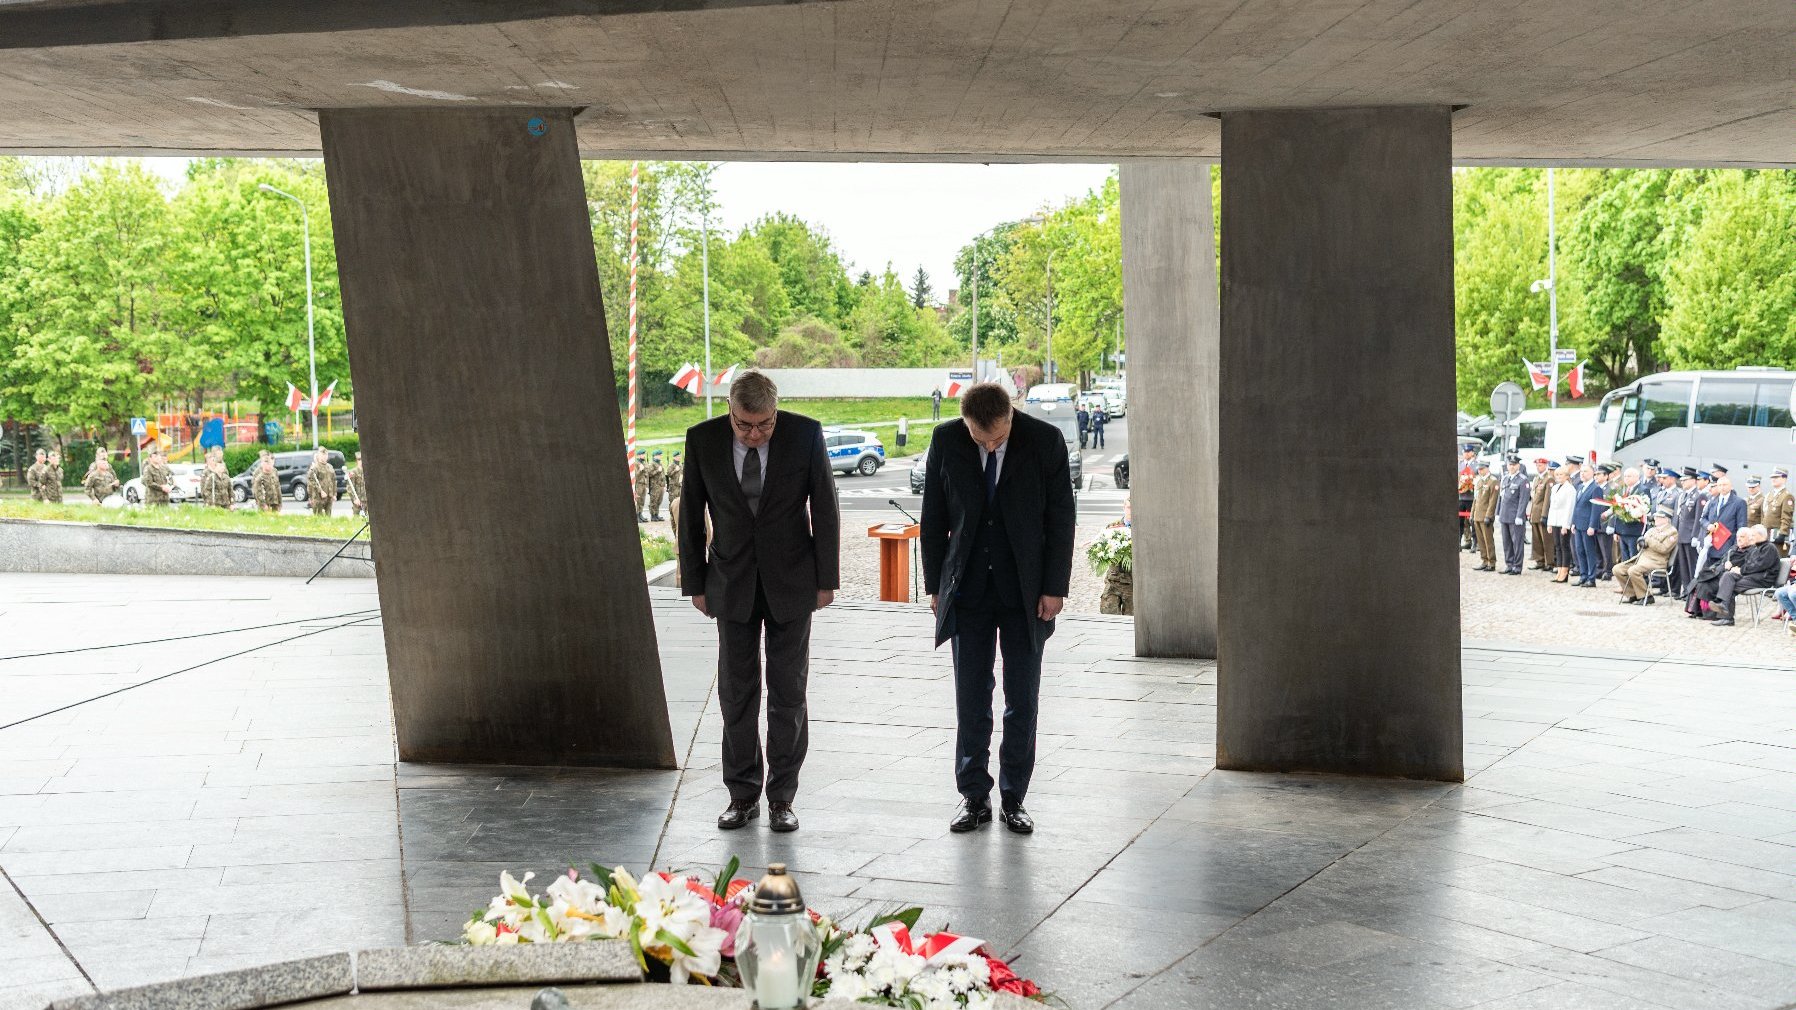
824, 428, 886, 477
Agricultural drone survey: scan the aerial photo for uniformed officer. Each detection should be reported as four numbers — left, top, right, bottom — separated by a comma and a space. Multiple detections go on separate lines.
200, 447, 233, 509
1641, 458, 1661, 487
1766, 466, 1794, 557
141, 447, 175, 507
41, 450, 64, 503
84, 452, 120, 502
665, 451, 683, 501
304, 447, 336, 516
1591, 462, 1622, 580
1745, 475, 1764, 529
1470, 460, 1499, 571
639, 450, 666, 522
252, 450, 283, 512
1649, 466, 1679, 516
1672, 467, 1706, 596
1527, 457, 1554, 570
347, 451, 369, 519
25, 448, 48, 502
1496, 454, 1531, 575
1457, 446, 1477, 551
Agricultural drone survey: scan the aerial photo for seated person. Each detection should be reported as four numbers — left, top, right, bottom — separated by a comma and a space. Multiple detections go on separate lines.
1614, 507, 1678, 604
1687, 525, 1780, 626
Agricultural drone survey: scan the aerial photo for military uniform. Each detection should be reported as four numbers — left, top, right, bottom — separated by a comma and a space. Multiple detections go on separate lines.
252, 463, 282, 512
1746, 484, 1764, 528
141, 458, 173, 506
25, 459, 49, 501
41, 460, 63, 503
631, 453, 648, 522
1766, 468, 1794, 557
347, 459, 369, 518
200, 461, 233, 508
84, 463, 120, 503
1470, 467, 1499, 570
638, 455, 666, 521
666, 453, 684, 540
305, 458, 336, 516
1495, 461, 1531, 574
1672, 472, 1707, 595
1099, 565, 1134, 615
1527, 464, 1554, 569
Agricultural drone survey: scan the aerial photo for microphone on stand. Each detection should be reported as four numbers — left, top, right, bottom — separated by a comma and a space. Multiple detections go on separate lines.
887, 499, 920, 525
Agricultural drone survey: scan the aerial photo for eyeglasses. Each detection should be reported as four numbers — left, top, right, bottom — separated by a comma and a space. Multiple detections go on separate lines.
729, 412, 776, 435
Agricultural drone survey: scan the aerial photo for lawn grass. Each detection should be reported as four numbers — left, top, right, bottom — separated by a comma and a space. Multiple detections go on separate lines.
2, 500, 673, 569
629, 397, 939, 441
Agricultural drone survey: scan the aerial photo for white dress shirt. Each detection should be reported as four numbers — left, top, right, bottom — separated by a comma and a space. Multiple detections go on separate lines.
976, 440, 1008, 484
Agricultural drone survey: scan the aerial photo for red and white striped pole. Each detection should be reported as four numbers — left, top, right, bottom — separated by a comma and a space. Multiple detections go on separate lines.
626, 161, 641, 485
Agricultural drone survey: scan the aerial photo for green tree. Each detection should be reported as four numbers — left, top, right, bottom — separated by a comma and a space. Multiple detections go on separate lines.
910, 266, 933, 309
846, 268, 958, 367
1454, 168, 1562, 409
1562, 170, 1682, 386
1660, 171, 1796, 369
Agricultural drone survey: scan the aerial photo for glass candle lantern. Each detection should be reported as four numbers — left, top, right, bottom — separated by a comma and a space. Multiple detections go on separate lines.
734, 863, 821, 1009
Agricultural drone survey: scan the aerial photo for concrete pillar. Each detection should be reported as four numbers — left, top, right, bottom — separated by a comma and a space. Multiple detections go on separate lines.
319, 108, 676, 769
1216, 107, 1462, 781
1119, 160, 1219, 659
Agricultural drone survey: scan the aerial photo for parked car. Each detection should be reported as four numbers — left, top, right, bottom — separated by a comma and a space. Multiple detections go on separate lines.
1097, 388, 1126, 418
123, 463, 204, 504
230, 449, 347, 503
824, 428, 885, 477
906, 406, 1084, 493
1114, 454, 1129, 489
1024, 382, 1078, 405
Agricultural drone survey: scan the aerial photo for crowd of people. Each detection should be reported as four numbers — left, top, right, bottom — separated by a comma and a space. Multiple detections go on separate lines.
1459, 448, 1795, 630
21, 444, 368, 518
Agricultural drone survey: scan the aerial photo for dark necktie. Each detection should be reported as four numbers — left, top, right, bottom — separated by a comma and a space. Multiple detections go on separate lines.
984, 449, 999, 505
742, 447, 762, 515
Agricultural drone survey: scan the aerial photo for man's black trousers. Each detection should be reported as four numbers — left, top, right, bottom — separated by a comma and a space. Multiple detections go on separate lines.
717, 583, 811, 805
950, 596, 1041, 809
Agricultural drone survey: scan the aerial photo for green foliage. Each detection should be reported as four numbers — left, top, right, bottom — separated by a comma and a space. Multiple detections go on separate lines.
1660, 171, 1796, 369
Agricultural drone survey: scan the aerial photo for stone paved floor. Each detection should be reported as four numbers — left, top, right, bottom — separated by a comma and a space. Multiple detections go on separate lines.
3, 573, 1796, 1009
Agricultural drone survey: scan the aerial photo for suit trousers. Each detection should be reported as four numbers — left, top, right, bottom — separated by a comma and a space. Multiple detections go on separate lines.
716, 582, 811, 805
1500, 520, 1526, 572
1575, 529, 1600, 581
950, 595, 1041, 809
1595, 532, 1614, 577
1531, 521, 1551, 567
1674, 543, 1700, 594
1617, 534, 1641, 562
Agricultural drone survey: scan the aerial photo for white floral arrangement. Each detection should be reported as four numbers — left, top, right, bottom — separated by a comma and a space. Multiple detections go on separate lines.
822, 929, 996, 1009
1086, 524, 1132, 575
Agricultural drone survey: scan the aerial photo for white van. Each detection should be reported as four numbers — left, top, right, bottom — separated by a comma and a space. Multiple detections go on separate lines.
1504, 407, 1599, 464
1024, 383, 1078, 404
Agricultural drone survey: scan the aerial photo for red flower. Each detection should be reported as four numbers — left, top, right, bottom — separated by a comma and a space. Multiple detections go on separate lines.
985, 956, 1041, 997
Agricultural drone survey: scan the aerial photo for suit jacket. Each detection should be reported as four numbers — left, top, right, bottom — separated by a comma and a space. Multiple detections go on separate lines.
1572, 478, 1605, 530
920, 412, 1076, 650
1703, 492, 1748, 554
677, 411, 840, 624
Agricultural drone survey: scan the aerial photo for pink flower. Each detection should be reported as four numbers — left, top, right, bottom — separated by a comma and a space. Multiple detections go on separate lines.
710, 902, 744, 957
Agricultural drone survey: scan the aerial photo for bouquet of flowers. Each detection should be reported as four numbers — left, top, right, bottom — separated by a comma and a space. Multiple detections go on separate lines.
1600, 492, 1653, 525
462, 856, 1047, 1004
1086, 524, 1132, 575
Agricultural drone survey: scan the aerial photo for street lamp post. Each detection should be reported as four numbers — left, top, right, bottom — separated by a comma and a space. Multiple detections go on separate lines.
702, 209, 714, 417
259, 183, 319, 448
1529, 167, 1561, 409
1044, 249, 1055, 384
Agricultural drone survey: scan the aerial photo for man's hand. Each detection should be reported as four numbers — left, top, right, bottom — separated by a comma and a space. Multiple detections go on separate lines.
1037, 595, 1064, 621
816, 590, 834, 611
929, 594, 938, 615
691, 594, 711, 618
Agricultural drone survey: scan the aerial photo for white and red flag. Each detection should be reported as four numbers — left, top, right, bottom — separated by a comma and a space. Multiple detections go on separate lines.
1524, 359, 1552, 390
670, 363, 703, 396
714, 363, 738, 385
945, 378, 966, 397
1567, 361, 1587, 399
285, 382, 305, 413
316, 379, 338, 408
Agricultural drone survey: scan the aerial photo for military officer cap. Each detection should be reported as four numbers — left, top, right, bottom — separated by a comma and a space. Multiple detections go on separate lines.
1475, 460, 1491, 471
1504, 454, 1522, 464
1773, 466, 1790, 478
1643, 458, 1661, 468
1711, 463, 1729, 475
1654, 506, 1674, 518
1658, 469, 1677, 479
1534, 457, 1550, 466
1564, 455, 1583, 466
1681, 466, 1699, 479
1746, 475, 1761, 486
1599, 462, 1620, 474
1698, 471, 1713, 481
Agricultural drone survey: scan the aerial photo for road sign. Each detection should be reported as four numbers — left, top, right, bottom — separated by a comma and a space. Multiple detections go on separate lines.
129, 417, 147, 436
1552, 349, 1578, 363
1490, 381, 1526, 424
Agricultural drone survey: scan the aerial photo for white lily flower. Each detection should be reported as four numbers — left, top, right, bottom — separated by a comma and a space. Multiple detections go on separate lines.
498, 870, 536, 905
462, 919, 498, 945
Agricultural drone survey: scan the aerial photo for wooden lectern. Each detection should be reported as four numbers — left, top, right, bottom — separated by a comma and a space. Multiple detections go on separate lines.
867, 522, 921, 602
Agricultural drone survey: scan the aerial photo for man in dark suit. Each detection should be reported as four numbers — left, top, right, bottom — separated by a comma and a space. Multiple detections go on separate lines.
678, 370, 840, 833
1703, 473, 1748, 558
921, 384, 1076, 835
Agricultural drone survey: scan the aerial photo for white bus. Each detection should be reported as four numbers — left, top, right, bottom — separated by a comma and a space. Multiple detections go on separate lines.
1596, 367, 1796, 476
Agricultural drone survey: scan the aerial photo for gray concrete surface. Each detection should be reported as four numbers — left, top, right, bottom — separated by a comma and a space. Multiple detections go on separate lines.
1217, 107, 1461, 781
1120, 159, 1217, 659
0, 520, 373, 579
321, 107, 675, 769
1, 1, 1794, 166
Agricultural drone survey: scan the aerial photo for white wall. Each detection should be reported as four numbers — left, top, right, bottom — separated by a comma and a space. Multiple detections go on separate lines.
710, 367, 1017, 399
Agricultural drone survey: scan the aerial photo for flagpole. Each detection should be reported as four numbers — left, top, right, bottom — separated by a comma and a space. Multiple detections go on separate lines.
1546, 167, 1559, 409
627, 161, 641, 487
701, 207, 713, 418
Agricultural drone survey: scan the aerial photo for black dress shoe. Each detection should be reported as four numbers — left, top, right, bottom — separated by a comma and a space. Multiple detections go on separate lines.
1000, 805, 1034, 835
949, 798, 992, 833
768, 802, 799, 833
718, 802, 759, 830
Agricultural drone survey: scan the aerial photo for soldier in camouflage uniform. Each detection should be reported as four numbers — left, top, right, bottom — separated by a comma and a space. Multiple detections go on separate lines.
634, 451, 662, 521
665, 451, 684, 539
84, 452, 120, 502
200, 447, 233, 509
305, 448, 337, 516
643, 449, 668, 521
141, 448, 174, 506
346, 451, 368, 519
41, 450, 64, 503
25, 449, 48, 502
631, 450, 648, 522
252, 451, 283, 512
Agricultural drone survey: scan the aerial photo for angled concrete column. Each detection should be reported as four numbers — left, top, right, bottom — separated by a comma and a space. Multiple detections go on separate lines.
320, 107, 675, 768
1120, 160, 1218, 659
1217, 107, 1462, 781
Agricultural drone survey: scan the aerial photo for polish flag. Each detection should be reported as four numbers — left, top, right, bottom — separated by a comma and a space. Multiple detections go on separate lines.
1567, 361, 1587, 399
945, 379, 966, 397
714, 364, 738, 385
285, 382, 305, 413
1524, 359, 1552, 390
316, 379, 338, 408
670, 363, 703, 396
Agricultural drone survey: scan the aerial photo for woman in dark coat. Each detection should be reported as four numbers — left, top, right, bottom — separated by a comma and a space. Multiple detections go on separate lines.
1686, 525, 1781, 626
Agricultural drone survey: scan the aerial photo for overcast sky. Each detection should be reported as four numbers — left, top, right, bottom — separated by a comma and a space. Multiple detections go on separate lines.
138, 157, 1114, 300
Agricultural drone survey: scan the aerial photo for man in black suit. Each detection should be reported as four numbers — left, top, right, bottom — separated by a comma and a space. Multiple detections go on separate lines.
921, 383, 1076, 835
678, 370, 840, 833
